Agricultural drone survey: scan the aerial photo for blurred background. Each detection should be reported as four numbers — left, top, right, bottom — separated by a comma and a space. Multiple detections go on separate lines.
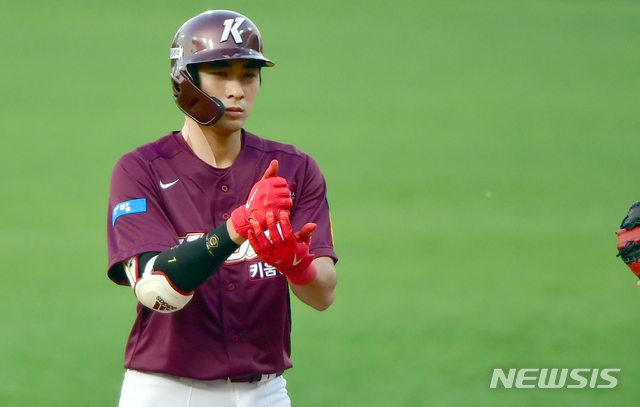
1, 0, 639, 405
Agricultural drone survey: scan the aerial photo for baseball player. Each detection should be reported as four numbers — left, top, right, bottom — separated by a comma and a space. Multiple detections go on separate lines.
106, 10, 338, 407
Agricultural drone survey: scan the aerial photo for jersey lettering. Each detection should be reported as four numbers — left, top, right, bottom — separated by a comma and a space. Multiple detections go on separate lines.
249, 262, 280, 280
224, 230, 275, 263
220, 17, 246, 44
226, 239, 258, 263
178, 232, 205, 245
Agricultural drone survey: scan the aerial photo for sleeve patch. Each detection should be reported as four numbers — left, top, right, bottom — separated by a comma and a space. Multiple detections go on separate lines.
112, 199, 147, 226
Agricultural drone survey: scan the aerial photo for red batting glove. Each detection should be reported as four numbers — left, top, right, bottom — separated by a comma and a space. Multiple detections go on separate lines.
231, 160, 293, 239
248, 211, 317, 285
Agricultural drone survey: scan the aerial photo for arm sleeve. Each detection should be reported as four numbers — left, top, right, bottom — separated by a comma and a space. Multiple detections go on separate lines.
125, 220, 239, 294
151, 223, 239, 292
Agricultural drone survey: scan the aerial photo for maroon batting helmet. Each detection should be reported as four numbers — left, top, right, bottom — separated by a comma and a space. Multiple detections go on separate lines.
170, 10, 274, 125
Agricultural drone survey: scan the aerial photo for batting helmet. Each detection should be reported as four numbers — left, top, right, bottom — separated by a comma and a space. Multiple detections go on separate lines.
170, 10, 274, 125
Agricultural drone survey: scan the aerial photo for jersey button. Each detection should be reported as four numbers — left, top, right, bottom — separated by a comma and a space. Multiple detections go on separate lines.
231, 334, 240, 342
221, 185, 229, 192
227, 283, 235, 291
222, 213, 230, 220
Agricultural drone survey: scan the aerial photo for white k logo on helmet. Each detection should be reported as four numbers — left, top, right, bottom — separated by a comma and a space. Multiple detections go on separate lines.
220, 17, 246, 44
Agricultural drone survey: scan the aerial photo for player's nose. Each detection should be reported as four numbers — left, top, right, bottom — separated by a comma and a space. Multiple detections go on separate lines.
225, 79, 245, 100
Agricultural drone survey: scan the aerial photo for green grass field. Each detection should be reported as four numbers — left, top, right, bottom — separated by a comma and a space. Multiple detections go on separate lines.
2, 0, 640, 405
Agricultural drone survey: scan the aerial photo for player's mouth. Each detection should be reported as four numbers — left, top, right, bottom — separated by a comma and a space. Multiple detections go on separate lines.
224, 107, 244, 118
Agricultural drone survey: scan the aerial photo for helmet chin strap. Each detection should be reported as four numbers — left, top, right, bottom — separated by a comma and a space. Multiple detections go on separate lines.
182, 118, 218, 167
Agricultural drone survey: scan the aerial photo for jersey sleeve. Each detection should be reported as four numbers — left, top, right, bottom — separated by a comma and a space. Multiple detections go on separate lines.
106, 152, 179, 285
289, 156, 337, 264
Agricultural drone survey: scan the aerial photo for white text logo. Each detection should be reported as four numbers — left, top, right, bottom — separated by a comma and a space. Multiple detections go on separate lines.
490, 368, 620, 389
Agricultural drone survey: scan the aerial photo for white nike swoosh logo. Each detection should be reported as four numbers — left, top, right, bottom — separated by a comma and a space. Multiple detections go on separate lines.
292, 255, 302, 266
160, 179, 179, 189
246, 185, 260, 209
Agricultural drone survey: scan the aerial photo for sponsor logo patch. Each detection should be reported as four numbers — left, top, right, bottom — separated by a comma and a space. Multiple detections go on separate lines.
170, 47, 183, 60
112, 199, 147, 226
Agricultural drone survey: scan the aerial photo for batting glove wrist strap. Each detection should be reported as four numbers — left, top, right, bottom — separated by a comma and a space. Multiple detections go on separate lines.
285, 262, 318, 286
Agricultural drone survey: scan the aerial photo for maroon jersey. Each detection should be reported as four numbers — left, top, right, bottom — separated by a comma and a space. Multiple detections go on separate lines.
107, 130, 337, 380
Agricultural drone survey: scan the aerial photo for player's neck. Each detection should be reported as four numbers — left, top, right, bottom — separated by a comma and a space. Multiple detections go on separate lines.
181, 119, 241, 169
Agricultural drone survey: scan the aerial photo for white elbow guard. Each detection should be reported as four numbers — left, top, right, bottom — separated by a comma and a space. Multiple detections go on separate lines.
130, 255, 194, 313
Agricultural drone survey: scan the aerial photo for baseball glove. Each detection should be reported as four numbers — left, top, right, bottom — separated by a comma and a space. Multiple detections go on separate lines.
616, 201, 640, 278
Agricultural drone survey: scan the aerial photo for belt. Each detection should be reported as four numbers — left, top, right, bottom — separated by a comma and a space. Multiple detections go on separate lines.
227, 372, 283, 384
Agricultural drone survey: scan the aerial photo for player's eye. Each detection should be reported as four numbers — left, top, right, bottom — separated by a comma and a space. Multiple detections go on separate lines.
243, 70, 259, 79
201, 68, 227, 77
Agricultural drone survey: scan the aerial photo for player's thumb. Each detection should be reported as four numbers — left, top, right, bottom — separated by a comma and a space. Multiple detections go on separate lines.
296, 223, 317, 243
261, 160, 279, 179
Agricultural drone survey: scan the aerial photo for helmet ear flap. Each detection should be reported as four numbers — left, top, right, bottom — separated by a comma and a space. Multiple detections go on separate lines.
171, 70, 225, 125
187, 64, 200, 88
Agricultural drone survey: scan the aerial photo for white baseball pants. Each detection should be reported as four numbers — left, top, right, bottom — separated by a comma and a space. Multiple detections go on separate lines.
117, 369, 291, 407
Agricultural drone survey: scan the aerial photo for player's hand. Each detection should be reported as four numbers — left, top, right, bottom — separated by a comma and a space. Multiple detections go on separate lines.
248, 211, 318, 285
231, 160, 293, 239
616, 201, 640, 278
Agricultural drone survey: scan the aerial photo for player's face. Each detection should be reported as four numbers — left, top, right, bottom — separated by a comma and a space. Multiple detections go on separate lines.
197, 60, 261, 134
